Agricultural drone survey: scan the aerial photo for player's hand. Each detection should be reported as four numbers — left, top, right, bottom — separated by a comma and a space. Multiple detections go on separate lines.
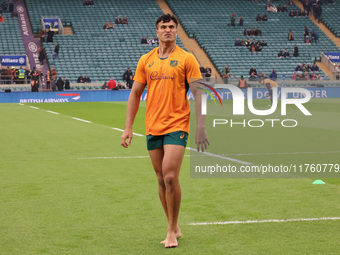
121, 129, 133, 148
195, 128, 209, 152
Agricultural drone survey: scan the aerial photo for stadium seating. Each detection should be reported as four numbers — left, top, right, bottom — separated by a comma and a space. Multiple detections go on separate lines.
25, 0, 185, 84
0, 13, 26, 55
319, 1, 340, 37
165, 0, 339, 79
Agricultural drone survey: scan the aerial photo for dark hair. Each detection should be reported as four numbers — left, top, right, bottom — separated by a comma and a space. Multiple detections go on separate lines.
155, 14, 178, 28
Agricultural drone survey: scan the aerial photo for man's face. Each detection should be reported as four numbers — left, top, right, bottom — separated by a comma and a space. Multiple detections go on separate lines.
156, 20, 177, 43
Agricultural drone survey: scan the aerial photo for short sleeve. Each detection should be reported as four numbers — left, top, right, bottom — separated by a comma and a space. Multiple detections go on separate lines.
133, 55, 146, 84
185, 53, 202, 84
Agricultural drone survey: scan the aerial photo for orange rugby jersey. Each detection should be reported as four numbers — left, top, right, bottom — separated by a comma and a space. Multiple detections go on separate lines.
134, 46, 202, 136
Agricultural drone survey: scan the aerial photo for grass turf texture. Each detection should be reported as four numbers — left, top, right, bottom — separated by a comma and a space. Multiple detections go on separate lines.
0, 99, 339, 254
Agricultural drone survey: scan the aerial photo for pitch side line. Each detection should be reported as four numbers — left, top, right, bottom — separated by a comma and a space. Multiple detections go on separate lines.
222, 151, 340, 156
186, 147, 253, 165
188, 217, 340, 226
72, 117, 92, 123
29, 106, 39, 109
77, 155, 201, 160
46, 110, 60, 115
112, 127, 144, 137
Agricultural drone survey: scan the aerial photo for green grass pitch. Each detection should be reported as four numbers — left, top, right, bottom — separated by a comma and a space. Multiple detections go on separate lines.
0, 99, 339, 254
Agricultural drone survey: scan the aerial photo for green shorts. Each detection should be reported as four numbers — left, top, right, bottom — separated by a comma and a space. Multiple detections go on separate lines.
146, 131, 188, 151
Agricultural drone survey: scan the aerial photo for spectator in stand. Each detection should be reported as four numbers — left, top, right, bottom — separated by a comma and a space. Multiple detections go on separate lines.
255, 43, 262, 52
101, 81, 108, 89
223, 65, 230, 83
277, 4, 282, 12
241, 39, 246, 46
123, 67, 133, 88
272, 5, 278, 12
295, 63, 302, 71
56, 77, 64, 91
269, 69, 277, 80
65, 77, 70, 90
262, 14, 268, 21
152, 36, 159, 45
249, 67, 257, 77
314, 3, 322, 23
2, 1, 8, 13
258, 40, 265, 46
293, 44, 299, 57
309, 71, 317, 80
294, 9, 300, 16
115, 15, 122, 24
311, 63, 319, 72
205, 66, 212, 81
288, 30, 294, 41
278, 50, 284, 58
103, 22, 109, 29
108, 78, 117, 90
282, 5, 288, 12
122, 16, 128, 24
141, 36, 147, 45
52, 43, 60, 60
335, 65, 340, 80
249, 72, 257, 81
256, 14, 262, 21
292, 71, 298, 80
11, 10, 17, 18
25, 67, 31, 84
255, 27, 262, 36
147, 36, 153, 45
311, 31, 319, 44
301, 63, 308, 72
303, 71, 309, 80
108, 21, 115, 29
0, 13, 4, 23
77, 76, 84, 83
234, 38, 242, 46
289, 10, 295, 17
8, 0, 13, 13
117, 81, 126, 89
245, 38, 251, 47
239, 16, 244, 26
83, 75, 91, 83
230, 14, 236, 26
249, 28, 255, 36
304, 26, 309, 39
244, 28, 249, 36
305, 35, 311, 44
39, 28, 46, 43
288, 0, 294, 6
46, 29, 54, 43
89, 0, 94, 5
283, 49, 290, 57
199, 65, 205, 75
38, 46, 45, 65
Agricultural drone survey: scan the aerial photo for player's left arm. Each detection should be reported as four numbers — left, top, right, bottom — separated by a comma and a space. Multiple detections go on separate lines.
190, 81, 210, 152
186, 54, 210, 152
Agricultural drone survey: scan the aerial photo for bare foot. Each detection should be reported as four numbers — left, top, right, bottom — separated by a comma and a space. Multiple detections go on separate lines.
160, 226, 181, 244
164, 232, 178, 248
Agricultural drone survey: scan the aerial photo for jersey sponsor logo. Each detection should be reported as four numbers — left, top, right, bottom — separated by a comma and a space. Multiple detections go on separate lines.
170, 60, 178, 67
150, 71, 174, 81
148, 62, 154, 68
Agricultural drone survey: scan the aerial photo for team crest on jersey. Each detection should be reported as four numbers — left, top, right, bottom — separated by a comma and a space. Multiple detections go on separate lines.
170, 60, 178, 67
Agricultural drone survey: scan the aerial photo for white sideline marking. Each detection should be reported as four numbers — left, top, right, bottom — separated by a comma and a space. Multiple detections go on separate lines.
72, 117, 92, 123
46, 110, 60, 115
29, 106, 39, 109
188, 217, 340, 226
18, 103, 24, 106
112, 127, 144, 137
187, 147, 253, 165
223, 151, 340, 156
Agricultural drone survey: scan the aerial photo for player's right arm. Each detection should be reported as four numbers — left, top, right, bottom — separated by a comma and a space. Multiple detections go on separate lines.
121, 81, 146, 148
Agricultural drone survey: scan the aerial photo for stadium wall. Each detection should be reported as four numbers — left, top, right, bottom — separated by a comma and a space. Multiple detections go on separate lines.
0, 87, 340, 104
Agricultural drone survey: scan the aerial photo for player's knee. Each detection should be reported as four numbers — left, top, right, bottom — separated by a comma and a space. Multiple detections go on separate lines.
164, 174, 178, 190
156, 172, 165, 187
